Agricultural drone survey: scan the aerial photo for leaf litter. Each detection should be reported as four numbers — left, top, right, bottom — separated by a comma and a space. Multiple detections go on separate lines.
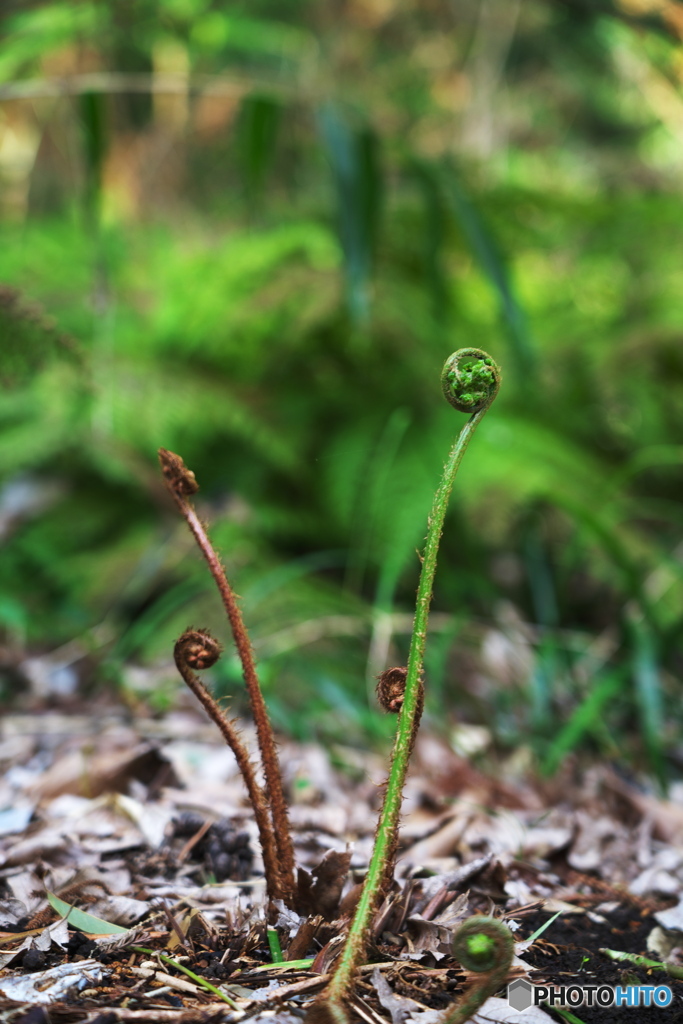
1, 704, 683, 1023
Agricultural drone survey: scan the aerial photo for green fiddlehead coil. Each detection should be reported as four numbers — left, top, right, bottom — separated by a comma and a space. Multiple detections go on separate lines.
441, 917, 514, 1024
440, 348, 501, 414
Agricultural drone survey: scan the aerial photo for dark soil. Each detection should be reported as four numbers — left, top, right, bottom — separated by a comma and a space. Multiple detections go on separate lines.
520, 908, 683, 1024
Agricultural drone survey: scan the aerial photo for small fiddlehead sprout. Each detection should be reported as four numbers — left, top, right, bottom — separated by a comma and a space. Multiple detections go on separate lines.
377, 667, 416, 715
375, 667, 424, 782
440, 348, 501, 414
375, 666, 425, 900
159, 447, 199, 496
441, 917, 514, 1024
173, 629, 284, 902
308, 349, 502, 1024
176, 629, 222, 670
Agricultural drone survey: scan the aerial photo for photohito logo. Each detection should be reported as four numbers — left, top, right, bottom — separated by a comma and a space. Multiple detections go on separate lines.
507, 978, 672, 1011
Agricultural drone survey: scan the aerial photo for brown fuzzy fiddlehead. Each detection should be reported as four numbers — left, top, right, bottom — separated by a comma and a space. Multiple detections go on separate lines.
177, 629, 222, 670
376, 666, 424, 719
173, 629, 283, 902
440, 916, 514, 1024
159, 447, 199, 497
375, 666, 425, 899
159, 449, 296, 906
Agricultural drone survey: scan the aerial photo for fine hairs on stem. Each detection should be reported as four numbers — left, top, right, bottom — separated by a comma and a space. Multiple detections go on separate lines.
158, 448, 296, 906
308, 348, 502, 1024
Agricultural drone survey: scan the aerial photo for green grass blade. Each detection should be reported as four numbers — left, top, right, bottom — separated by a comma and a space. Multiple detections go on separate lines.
47, 891, 128, 934
132, 946, 239, 1005
267, 926, 284, 963
525, 908, 563, 944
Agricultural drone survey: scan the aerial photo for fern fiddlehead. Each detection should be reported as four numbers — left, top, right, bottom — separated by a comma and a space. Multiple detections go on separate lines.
159, 449, 296, 906
173, 629, 284, 902
440, 348, 501, 414
307, 349, 502, 1024
442, 917, 514, 1024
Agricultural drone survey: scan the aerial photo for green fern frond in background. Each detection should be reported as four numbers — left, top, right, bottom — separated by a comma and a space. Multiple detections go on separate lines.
0, 0, 682, 782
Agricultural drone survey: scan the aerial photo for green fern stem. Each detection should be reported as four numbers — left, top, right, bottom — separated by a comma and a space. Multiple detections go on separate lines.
315, 350, 501, 1023
441, 916, 514, 1024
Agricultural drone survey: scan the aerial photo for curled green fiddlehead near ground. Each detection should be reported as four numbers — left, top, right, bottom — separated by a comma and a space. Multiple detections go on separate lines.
441, 917, 514, 1024
441, 348, 501, 414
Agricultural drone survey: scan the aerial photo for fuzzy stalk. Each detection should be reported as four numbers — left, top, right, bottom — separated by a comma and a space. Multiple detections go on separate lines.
173, 630, 283, 902
311, 350, 501, 1023
441, 916, 514, 1024
374, 667, 424, 901
158, 449, 296, 904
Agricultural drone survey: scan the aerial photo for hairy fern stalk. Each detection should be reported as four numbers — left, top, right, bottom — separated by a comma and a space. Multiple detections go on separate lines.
308, 348, 505, 1024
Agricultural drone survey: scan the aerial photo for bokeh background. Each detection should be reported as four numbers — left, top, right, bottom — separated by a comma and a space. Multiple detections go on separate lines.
1, 0, 682, 785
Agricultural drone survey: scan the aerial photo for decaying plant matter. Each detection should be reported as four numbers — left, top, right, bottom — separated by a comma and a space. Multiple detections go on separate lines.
158, 348, 509, 1022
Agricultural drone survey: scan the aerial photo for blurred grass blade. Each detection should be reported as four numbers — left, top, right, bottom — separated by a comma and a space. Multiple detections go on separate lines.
442, 159, 535, 380
556, 496, 658, 631
244, 550, 347, 607
542, 673, 621, 775
318, 104, 382, 322
525, 909, 563, 943
411, 160, 451, 322
630, 616, 667, 791
237, 93, 282, 211
523, 513, 559, 628
530, 642, 555, 735
111, 577, 208, 662
349, 407, 412, 593
79, 90, 106, 221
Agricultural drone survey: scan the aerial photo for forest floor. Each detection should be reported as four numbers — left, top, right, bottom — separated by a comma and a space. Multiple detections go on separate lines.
2, 697, 683, 1024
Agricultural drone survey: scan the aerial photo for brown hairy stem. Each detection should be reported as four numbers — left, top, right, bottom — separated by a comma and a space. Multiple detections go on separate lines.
174, 629, 283, 902
159, 449, 296, 904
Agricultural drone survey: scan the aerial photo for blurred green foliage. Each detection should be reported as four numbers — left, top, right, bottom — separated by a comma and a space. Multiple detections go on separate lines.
0, 0, 682, 783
